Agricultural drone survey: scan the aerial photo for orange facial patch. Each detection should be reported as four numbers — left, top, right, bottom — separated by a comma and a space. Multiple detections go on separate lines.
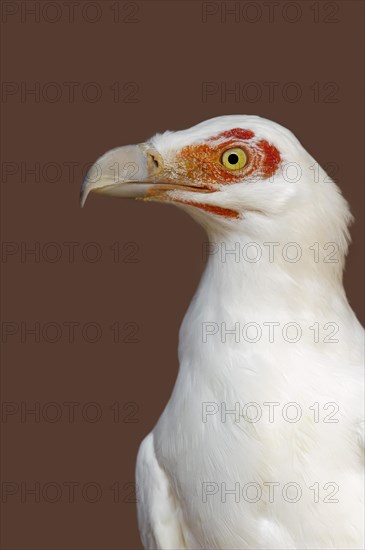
172, 199, 240, 219
146, 128, 282, 220
175, 128, 281, 187
215, 128, 255, 142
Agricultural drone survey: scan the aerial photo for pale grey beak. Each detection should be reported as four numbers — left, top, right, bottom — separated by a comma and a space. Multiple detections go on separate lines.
80, 144, 163, 207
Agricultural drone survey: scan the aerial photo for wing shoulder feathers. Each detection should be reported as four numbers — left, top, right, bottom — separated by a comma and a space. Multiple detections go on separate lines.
136, 432, 187, 550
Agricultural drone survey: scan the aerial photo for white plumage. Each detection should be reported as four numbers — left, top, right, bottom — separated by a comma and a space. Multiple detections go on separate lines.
82, 116, 364, 549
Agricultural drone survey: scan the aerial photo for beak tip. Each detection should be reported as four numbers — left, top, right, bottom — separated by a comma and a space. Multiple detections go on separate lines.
80, 178, 89, 208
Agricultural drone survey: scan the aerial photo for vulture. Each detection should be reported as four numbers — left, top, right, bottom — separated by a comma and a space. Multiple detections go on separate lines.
81, 115, 364, 549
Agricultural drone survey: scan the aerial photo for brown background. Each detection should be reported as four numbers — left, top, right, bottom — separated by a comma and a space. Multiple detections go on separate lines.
1, 1, 364, 549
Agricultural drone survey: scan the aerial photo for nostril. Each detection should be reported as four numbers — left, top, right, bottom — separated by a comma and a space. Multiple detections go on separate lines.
147, 150, 163, 174
151, 154, 159, 168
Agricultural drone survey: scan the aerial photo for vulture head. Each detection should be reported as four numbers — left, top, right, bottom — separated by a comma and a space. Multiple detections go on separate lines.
81, 115, 351, 270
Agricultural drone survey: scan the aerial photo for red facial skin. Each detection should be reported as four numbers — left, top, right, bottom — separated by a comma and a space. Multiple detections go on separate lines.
217, 128, 255, 141
175, 128, 281, 188
175, 200, 241, 219
148, 128, 282, 219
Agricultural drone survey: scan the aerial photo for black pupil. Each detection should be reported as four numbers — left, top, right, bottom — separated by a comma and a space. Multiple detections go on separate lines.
228, 153, 239, 165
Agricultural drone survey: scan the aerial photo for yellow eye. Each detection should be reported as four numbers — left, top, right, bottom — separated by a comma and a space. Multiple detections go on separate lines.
221, 148, 247, 170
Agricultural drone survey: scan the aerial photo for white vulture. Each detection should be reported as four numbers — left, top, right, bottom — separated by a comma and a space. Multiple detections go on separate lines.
81, 115, 364, 550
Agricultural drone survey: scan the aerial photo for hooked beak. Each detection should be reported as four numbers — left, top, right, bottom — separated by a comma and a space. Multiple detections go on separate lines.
80, 143, 164, 208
